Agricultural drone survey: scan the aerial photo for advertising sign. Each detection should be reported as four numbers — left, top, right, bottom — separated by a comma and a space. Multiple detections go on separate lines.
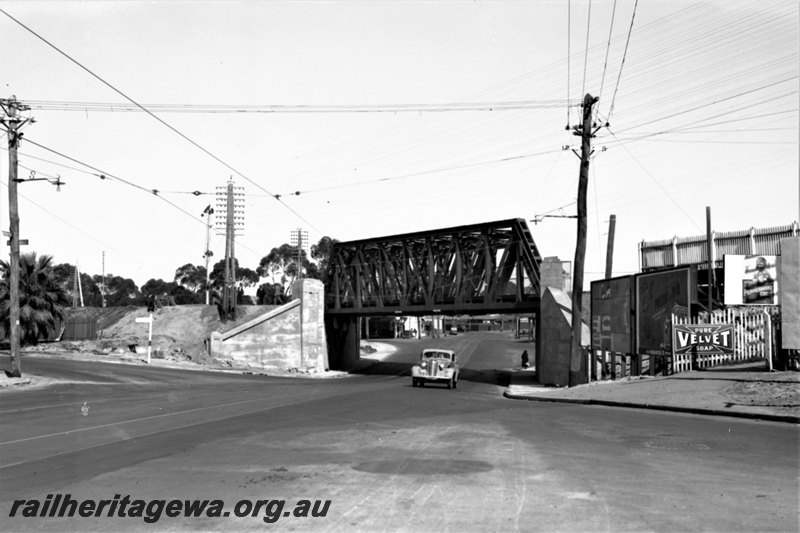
724, 255, 779, 305
591, 276, 633, 353
779, 238, 800, 349
673, 324, 734, 355
635, 267, 696, 356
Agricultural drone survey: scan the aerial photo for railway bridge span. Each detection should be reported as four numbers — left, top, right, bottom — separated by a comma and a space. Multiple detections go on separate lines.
324, 218, 543, 369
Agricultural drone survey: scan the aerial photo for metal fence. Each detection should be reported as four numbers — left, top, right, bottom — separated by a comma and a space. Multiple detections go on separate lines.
640, 222, 799, 271
60, 316, 98, 341
671, 306, 777, 373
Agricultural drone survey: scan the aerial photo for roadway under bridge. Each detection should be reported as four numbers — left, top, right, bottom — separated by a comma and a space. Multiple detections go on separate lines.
324, 218, 543, 369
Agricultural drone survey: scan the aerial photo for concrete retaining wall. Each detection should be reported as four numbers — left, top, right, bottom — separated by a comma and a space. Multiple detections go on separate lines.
537, 287, 590, 387
209, 279, 329, 372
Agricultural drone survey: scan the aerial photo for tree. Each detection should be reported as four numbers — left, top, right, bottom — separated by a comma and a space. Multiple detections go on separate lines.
0, 252, 71, 349
256, 282, 288, 305
237, 266, 260, 287
174, 263, 206, 293
105, 275, 140, 306
311, 236, 339, 285
209, 259, 258, 290
257, 243, 308, 295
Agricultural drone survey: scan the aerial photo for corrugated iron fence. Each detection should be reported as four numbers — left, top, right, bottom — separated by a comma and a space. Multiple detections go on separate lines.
671, 306, 777, 373
59, 317, 98, 341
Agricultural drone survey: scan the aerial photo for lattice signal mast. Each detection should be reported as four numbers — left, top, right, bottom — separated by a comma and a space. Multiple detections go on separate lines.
290, 227, 309, 278
215, 179, 245, 322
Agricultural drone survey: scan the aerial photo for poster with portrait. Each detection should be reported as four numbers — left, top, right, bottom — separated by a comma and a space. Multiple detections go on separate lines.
724, 255, 779, 305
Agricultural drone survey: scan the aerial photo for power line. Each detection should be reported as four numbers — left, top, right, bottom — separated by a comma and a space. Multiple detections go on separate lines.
607, 0, 639, 122
566, 0, 572, 128
24, 100, 574, 114
23, 138, 206, 224
597, 0, 618, 117
5, 141, 303, 263
273, 148, 563, 197
0, 178, 148, 269
616, 81, 798, 133
581, 0, 593, 99
606, 127, 702, 232
0, 7, 321, 234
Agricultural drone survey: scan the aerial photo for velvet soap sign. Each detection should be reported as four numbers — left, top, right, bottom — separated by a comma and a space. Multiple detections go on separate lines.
673, 324, 735, 355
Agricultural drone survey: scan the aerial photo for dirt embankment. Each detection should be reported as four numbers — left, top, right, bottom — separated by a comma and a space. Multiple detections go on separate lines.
26, 305, 278, 364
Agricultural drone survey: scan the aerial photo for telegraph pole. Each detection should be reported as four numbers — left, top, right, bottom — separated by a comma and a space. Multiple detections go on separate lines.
202, 205, 213, 305
1, 97, 34, 378
605, 214, 616, 279
101, 251, 106, 308
215, 179, 243, 321
222, 183, 233, 321
570, 93, 598, 386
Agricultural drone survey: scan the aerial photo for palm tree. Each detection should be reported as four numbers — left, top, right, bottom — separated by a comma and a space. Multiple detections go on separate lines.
0, 252, 71, 350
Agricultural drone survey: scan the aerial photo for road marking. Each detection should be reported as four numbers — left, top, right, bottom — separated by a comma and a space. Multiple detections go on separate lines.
0, 393, 291, 446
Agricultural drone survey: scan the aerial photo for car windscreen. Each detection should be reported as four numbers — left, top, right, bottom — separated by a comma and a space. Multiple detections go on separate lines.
422, 352, 452, 360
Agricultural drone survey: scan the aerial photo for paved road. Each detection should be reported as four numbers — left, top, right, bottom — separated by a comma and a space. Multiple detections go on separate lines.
1, 336, 797, 532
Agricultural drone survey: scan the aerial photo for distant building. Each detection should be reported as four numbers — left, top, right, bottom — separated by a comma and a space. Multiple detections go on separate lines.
541, 256, 572, 292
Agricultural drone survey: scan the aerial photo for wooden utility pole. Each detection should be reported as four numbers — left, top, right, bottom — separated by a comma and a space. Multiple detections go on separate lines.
202, 205, 213, 305
605, 214, 616, 279
705, 206, 714, 314
222, 181, 236, 322
570, 93, 598, 387
1, 97, 33, 378
101, 251, 106, 308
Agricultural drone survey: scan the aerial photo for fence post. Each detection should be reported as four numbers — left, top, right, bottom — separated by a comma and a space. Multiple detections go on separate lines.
764, 311, 773, 372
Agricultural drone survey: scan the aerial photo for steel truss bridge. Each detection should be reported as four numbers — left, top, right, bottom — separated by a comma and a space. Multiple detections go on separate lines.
324, 218, 543, 368
325, 218, 543, 317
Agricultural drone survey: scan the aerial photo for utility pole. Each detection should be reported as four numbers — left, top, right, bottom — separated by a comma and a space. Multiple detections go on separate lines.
291, 228, 308, 280
101, 251, 106, 308
570, 93, 598, 387
201, 205, 213, 305
705, 206, 714, 314
215, 179, 244, 322
222, 181, 235, 321
605, 214, 616, 279
0, 96, 34, 378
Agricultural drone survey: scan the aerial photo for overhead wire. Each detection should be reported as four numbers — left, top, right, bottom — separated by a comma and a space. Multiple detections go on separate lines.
596, 0, 618, 122
5, 1, 795, 251
607, 0, 638, 122
23, 138, 207, 224
0, 178, 148, 269
0, 7, 322, 235
273, 147, 563, 197
25, 100, 572, 113
608, 127, 702, 232
566, 0, 571, 128
581, 0, 592, 99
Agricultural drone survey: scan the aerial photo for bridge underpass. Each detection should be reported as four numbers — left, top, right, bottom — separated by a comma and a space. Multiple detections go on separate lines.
324, 218, 543, 370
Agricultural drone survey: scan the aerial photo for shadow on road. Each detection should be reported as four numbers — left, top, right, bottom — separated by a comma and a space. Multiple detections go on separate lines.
348, 359, 512, 387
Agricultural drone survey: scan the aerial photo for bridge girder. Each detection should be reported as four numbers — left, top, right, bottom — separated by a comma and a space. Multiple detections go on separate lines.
326, 218, 542, 316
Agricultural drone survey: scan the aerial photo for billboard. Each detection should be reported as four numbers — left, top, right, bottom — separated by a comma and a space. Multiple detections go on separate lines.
673, 324, 734, 355
779, 238, 799, 349
591, 276, 633, 353
635, 267, 696, 356
724, 255, 779, 305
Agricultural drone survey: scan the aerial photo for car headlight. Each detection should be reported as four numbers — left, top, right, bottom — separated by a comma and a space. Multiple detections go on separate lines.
438, 363, 445, 370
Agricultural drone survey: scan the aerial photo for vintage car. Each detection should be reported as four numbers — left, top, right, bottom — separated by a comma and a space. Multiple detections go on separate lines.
411, 349, 459, 389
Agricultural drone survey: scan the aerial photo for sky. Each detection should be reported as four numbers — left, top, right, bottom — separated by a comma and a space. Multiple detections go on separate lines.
1, 0, 798, 289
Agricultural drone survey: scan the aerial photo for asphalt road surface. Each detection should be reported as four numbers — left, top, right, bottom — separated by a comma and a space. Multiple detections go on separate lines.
1, 332, 797, 532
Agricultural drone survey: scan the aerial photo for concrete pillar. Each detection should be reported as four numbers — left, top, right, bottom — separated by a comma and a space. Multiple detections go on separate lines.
291, 278, 329, 372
